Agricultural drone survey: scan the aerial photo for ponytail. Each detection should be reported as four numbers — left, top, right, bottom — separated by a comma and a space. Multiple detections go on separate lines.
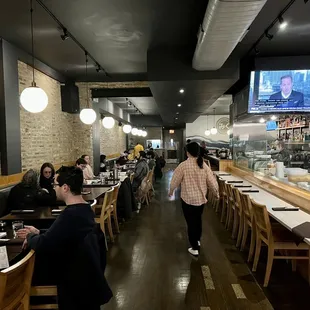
197, 155, 203, 169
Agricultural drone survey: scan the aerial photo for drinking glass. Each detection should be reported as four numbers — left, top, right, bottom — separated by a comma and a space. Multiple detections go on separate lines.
12, 221, 24, 238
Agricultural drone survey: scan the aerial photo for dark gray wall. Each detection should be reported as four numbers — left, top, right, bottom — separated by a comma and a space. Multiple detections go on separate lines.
0, 39, 21, 175
255, 56, 310, 71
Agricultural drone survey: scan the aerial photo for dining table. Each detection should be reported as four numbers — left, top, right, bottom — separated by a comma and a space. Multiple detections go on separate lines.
214, 171, 310, 246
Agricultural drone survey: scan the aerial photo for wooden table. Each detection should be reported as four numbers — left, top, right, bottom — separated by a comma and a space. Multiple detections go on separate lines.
0, 227, 24, 266
0, 187, 109, 223
214, 171, 310, 246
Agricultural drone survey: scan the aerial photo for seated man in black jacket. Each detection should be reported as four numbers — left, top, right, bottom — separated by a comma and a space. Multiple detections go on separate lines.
17, 167, 112, 310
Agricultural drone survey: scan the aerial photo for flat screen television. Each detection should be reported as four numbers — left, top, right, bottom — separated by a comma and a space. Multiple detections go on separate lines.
248, 69, 310, 113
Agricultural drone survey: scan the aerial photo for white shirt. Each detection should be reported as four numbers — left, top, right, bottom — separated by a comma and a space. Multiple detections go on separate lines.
281, 91, 292, 99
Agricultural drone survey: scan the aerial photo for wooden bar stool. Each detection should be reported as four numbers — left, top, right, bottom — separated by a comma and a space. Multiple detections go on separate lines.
251, 199, 310, 287
231, 187, 243, 244
239, 192, 256, 262
0, 250, 35, 310
219, 179, 228, 223
225, 183, 234, 230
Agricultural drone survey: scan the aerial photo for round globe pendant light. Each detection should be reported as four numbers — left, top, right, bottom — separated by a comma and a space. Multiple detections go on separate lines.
131, 128, 138, 135
20, 0, 48, 113
142, 130, 147, 137
123, 124, 132, 134
79, 52, 96, 125
20, 85, 48, 113
138, 129, 143, 136
102, 116, 115, 129
79, 108, 97, 125
211, 127, 218, 135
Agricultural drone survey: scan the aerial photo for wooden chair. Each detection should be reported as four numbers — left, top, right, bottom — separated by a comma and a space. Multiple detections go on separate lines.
30, 286, 58, 309
111, 182, 121, 234
225, 183, 234, 230
231, 187, 243, 244
0, 250, 35, 310
219, 179, 228, 223
94, 188, 114, 243
214, 175, 222, 213
147, 168, 155, 201
251, 199, 310, 287
239, 192, 256, 262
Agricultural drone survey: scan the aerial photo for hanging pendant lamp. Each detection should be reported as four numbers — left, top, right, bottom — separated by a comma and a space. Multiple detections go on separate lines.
211, 108, 218, 135
80, 52, 97, 125
205, 114, 210, 136
20, 0, 48, 113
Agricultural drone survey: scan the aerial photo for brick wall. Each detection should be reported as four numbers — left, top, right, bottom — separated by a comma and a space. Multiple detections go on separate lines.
19, 61, 78, 171
9, 64, 145, 173
100, 125, 126, 157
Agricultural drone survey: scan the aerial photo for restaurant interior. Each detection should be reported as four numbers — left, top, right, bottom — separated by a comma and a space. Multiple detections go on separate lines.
1, 0, 310, 309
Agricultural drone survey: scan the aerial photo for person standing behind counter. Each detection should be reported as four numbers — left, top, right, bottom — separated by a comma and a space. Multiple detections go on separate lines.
169, 142, 219, 257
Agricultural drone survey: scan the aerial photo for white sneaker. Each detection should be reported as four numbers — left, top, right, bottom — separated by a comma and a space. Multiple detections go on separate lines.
198, 241, 201, 247
188, 247, 199, 256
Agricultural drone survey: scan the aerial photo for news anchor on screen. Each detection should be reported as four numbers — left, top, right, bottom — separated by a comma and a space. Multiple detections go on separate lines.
269, 75, 304, 107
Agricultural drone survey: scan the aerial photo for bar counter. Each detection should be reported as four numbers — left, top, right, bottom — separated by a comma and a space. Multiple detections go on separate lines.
207, 155, 233, 171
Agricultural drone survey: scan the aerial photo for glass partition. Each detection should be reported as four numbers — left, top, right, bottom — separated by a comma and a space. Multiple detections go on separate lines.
232, 117, 310, 194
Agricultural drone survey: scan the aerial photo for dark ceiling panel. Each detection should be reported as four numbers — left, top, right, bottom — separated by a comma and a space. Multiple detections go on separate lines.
41, 0, 207, 74
108, 97, 159, 115
0, 1, 87, 77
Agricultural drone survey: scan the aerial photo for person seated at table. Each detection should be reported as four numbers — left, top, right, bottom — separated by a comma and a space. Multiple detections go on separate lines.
8, 169, 55, 212
100, 154, 107, 172
147, 151, 156, 170
39, 162, 56, 197
134, 142, 144, 159
17, 166, 113, 310
75, 158, 87, 171
132, 151, 149, 192
81, 154, 95, 180
116, 152, 128, 166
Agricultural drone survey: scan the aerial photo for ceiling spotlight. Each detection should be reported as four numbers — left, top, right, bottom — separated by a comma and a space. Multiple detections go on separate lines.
175, 117, 178, 120
271, 115, 277, 120
118, 121, 122, 127
177, 104, 182, 107
259, 117, 266, 123
176, 112, 179, 115
179, 88, 185, 94
265, 31, 273, 40
278, 16, 288, 30
95, 64, 102, 73
60, 28, 69, 41
254, 46, 260, 55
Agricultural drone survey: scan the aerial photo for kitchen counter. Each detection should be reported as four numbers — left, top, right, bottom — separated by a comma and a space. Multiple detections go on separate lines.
207, 155, 232, 171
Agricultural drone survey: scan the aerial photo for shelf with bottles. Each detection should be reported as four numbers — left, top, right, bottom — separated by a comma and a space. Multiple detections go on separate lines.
277, 115, 309, 130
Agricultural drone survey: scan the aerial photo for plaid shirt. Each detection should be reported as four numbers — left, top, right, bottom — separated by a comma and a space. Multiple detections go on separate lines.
170, 158, 219, 206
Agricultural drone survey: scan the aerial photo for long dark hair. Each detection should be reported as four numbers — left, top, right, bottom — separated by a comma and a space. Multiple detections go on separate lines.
186, 142, 203, 169
40, 162, 55, 179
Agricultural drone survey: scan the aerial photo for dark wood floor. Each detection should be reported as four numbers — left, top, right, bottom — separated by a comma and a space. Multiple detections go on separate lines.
103, 168, 310, 310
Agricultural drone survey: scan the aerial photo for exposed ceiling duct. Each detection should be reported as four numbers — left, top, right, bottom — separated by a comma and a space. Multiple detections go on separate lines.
192, 0, 267, 71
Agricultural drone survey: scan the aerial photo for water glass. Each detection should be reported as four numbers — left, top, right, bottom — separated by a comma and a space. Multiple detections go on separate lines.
12, 221, 24, 238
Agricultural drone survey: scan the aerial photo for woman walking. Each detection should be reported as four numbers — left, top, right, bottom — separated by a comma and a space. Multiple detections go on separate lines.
169, 142, 219, 257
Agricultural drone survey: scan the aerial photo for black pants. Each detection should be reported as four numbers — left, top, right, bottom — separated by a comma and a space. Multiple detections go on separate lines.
181, 200, 204, 250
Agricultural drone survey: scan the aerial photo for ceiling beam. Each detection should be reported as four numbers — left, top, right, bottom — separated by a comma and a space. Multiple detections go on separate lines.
92, 87, 152, 98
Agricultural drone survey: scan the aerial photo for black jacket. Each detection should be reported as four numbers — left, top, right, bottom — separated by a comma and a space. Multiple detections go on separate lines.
27, 203, 113, 309
8, 183, 55, 212
269, 90, 304, 107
